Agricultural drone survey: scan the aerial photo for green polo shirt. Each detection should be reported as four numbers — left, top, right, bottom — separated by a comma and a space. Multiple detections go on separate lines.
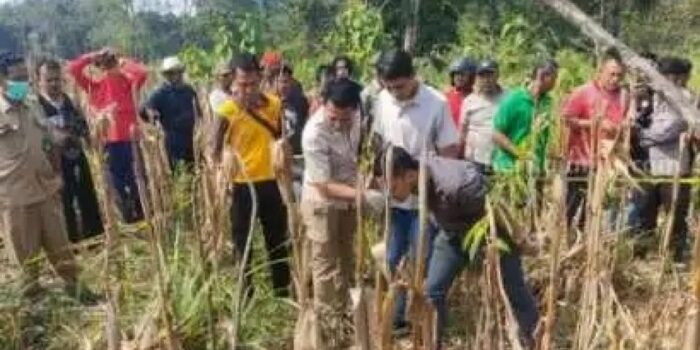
491, 87, 552, 173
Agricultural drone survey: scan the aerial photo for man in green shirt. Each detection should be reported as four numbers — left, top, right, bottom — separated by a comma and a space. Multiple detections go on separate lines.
492, 60, 559, 174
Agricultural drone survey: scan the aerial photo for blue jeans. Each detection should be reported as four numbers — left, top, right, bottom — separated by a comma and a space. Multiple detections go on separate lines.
386, 208, 436, 325
105, 142, 144, 223
426, 231, 539, 348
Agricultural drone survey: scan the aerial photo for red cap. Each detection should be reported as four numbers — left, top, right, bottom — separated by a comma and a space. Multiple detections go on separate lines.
261, 51, 282, 67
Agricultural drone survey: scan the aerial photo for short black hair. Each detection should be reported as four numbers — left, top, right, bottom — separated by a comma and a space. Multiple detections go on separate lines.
280, 63, 293, 77
37, 57, 62, 76
229, 52, 260, 75
323, 78, 361, 109
658, 56, 687, 75
530, 58, 559, 79
376, 49, 415, 80
332, 55, 355, 75
389, 146, 419, 177
373, 146, 419, 178
0, 52, 25, 76
601, 46, 624, 66
681, 58, 693, 75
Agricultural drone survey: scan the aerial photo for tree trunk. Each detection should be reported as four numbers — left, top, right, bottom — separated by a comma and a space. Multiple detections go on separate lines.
538, 0, 700, 128
403, 0, 420, 54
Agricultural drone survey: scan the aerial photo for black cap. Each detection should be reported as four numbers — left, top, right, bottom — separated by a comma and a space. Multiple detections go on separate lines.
476, 59, 498, 74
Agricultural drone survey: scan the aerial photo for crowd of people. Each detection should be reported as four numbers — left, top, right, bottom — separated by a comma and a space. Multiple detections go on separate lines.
0, 44, 696, 349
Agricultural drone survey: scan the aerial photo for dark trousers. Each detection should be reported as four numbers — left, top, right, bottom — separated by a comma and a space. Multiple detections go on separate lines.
628, 181, 690, 260
426, 231, 539, 349
231, 180, 291, 297
165, 131, 194, 170
61, 152, 104, 242
566, 170, 589, 229
105, 142, 144, 223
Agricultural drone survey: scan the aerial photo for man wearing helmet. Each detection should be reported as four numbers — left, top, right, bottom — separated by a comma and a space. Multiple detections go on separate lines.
445, 57, 476, 126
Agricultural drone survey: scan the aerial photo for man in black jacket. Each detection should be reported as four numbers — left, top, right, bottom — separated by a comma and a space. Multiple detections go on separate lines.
37, 58, 103, 242
385, 147, 539, 349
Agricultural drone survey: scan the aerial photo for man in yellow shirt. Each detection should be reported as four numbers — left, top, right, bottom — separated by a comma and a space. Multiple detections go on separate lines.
212, 53, 291, 297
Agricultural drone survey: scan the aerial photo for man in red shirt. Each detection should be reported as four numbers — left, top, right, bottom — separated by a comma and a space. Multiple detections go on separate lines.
561, 49, 628, 227
445, 57, 476, 126
68, 47, 148, 223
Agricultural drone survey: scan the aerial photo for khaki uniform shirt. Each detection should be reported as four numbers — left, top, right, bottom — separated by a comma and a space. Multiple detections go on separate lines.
0, 96, 62, 207
301, 107, 360, 206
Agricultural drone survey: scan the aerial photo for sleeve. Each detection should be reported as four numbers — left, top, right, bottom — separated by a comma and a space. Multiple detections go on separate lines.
120, 58, 148, 90
216, 100, 236, 122
493, 95, 515, 134
459, 97, 472, 138
66, 54, 97, 92
434, 101, 459, 149
640, 108, 687, 147
302, 127, 331, 183
561, 89, 585, 119
140, 89, 160, 122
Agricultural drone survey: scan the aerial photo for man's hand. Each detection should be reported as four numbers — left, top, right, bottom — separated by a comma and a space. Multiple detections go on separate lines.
363, 189, 386, 214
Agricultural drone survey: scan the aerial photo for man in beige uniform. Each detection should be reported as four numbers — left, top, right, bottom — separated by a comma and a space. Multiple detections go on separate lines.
0, 52, 96, 302
301, 79, 383, 348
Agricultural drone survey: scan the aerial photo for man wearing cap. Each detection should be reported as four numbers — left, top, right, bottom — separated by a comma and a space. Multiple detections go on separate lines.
301, 78, 384, 348
68, 47, 147, 223
460, 59, 504, 171
445, 57, 476, 126
209, 61, 234, 113
142, 56, 201, 169
0, 52, 99, 302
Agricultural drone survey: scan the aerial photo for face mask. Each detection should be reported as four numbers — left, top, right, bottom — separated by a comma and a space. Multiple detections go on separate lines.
5, 80, 30, 102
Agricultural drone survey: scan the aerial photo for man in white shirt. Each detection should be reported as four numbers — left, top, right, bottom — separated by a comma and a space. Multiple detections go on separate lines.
371, 48, 460, 332
459, 59, 504, 171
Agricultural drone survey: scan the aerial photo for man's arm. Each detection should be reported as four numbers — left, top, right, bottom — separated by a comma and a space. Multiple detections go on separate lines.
120, 58, 148, 90
492, 130, 522, 158
210, 117, 229, 163
435, 102, 461, 158
67, 53, 99, 92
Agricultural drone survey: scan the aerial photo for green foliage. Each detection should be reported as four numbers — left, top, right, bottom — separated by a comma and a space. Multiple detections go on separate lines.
322, 0, 388, 81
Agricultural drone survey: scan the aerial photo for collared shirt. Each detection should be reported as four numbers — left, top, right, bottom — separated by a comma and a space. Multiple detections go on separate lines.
209, 88, 230, 113
561, 81, 628, 168
640, 95, 691, 176
143, 82, 200, 162
460, 90, 504, 165
217, 93, 282, 183
373, 83, 458, 157
38, 93, 88, 161
373, 83, 458, 209
67, 54, 148, 143
0, 96, 62, 207
492, 87, 553, 173
301, 107, 361, 205
426, 156, 487, 237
